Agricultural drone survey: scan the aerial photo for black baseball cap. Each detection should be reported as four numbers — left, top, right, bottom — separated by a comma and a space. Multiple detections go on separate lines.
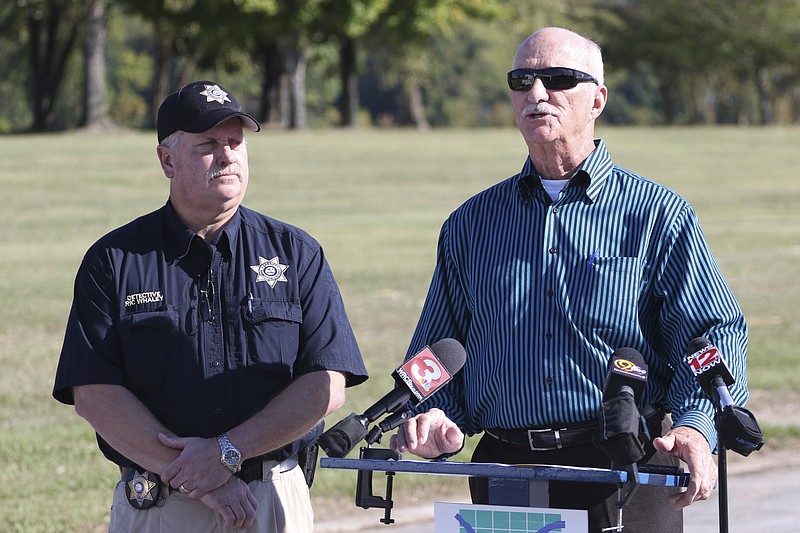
157, 80, 260, 143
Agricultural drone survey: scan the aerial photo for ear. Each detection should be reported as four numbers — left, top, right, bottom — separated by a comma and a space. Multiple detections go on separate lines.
156, 145, 175, 179
591, 84, 608, 119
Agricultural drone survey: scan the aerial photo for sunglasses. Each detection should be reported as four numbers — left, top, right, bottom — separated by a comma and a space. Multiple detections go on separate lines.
198, 267, 215, 323
507, 68, 598, 91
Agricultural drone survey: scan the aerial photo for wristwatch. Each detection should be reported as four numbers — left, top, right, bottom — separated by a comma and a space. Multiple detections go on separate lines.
217, 434, 242, 473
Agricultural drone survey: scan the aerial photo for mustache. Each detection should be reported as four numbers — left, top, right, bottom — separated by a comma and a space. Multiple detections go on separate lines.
206, 165, 242, 183
522, 104, 555, 117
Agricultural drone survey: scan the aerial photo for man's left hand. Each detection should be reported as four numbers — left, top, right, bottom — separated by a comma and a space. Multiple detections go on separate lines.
159, 433, 230, 497
653, 426, 717, 508
199, 476, 259, 529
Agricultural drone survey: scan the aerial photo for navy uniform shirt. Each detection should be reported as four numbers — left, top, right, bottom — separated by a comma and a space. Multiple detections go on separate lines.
54, 201, 368, 467
405, 140, 748, 450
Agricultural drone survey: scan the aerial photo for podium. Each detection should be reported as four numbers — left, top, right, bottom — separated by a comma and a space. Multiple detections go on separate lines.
320, 447, 690, 531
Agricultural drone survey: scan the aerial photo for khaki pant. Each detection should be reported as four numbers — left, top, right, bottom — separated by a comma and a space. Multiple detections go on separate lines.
109, 463, 313, 533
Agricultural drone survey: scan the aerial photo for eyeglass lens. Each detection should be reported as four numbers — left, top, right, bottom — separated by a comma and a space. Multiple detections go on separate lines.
507, 68, 596, 91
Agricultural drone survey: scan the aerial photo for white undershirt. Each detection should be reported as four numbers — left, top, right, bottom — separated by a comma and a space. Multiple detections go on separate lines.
540, 178, 571, 202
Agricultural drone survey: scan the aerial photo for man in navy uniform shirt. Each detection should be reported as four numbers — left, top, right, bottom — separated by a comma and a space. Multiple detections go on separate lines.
391, 28, 749, 532
54, 81, 368, 532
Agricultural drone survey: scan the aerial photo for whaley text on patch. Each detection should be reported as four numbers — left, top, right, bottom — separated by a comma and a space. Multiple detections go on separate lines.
125, 291, 165, 307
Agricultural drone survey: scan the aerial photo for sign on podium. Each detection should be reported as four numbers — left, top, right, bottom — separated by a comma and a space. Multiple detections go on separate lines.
434, 502, 587, 533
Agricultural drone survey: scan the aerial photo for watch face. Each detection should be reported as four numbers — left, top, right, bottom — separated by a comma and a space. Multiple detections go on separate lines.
223, 449, 240, 465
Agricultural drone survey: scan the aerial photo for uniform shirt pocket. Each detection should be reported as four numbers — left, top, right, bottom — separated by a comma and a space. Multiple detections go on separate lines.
242, 298, 303, 374
115, 306, 179, 390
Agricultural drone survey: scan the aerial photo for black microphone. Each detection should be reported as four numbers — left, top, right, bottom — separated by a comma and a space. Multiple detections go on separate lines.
685, 337, 764, 456
318, 338, 466, 457
686, 337, 735, 408
603, 347, 648, 402
596, 347, 649, 466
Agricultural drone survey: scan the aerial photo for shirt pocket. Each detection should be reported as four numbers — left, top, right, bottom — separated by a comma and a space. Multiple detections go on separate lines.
116, 306, 179, 390
242, 298, 303, 374
572, 256, 641, 330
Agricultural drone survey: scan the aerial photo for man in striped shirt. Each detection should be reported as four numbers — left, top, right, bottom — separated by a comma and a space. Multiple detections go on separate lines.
391, 27, 748, 532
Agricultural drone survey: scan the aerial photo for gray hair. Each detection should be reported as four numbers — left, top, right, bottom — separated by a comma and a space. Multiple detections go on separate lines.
586, 37, 604, 86
158, 129, 248, 151
159, 130, 185, 151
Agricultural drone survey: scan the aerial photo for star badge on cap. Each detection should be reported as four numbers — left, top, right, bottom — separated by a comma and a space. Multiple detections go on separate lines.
251, 256, 289, 288
200, 84, 231, 105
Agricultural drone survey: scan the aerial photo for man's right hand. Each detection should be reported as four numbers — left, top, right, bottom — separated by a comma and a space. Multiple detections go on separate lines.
389, 408, 464, 459
159, 434, 230, 497
199, 476, 259, 529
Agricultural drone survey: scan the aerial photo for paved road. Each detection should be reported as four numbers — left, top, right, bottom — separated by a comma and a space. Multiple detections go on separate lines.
316, 448, 799, 533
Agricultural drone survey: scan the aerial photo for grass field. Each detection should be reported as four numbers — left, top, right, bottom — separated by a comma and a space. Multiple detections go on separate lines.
1, 126, 799, 532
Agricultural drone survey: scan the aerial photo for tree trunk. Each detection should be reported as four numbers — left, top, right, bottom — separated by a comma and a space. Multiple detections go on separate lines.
339, 36, 359, 127
259, 41, 286, 128
151, 27, 172, 130
407, 82, 429, 130
285, 37, 307, 130
27, 2, 80, 131
756, 67, 774, 125
658, 76, 679, 125
82, 0, 110, 129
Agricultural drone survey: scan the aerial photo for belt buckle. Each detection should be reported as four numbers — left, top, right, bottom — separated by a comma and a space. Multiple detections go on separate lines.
527, 428, 562, 451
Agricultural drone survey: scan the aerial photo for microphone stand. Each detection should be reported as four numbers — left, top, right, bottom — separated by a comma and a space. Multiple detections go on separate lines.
715, 409, 729, 533
713, 403, 763, 533
710, 379, 763, 533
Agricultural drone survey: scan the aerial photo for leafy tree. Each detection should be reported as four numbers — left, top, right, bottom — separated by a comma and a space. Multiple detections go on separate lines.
588, 0, 800, 125
371, 0, 505, 129
314, 0, 391, 127
8, 0, 84, 131
421, 0, 575, 127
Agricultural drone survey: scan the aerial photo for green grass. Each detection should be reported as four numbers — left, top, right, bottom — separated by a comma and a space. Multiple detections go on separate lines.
1, 126, 799, 532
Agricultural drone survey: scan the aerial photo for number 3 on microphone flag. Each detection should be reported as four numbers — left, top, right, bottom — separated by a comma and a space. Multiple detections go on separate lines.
397, 346, 454, 401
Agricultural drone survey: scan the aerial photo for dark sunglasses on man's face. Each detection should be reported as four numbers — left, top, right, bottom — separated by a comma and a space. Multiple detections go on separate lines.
507, 68, 599, 91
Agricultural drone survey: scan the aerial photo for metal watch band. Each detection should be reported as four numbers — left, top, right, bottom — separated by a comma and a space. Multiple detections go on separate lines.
217, 433, 242, 473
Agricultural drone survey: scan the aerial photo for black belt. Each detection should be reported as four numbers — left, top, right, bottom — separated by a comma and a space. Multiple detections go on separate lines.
119, 456, 298, 488
485, 405, 667, 452
486, 423, 598, 451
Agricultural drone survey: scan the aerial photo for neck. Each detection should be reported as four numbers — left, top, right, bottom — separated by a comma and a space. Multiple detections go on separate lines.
173, 201, 239, 243
528, 137, 596, 180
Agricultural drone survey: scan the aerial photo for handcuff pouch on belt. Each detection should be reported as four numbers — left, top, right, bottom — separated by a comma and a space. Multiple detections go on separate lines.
121, 468, 164, 510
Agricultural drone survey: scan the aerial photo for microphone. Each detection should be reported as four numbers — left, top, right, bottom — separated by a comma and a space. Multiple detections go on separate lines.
686, 337, 735, 408
319, 338, 466, 457
685, 337, 764, 456
603, 347, 648, 402
596, 348, 649, 466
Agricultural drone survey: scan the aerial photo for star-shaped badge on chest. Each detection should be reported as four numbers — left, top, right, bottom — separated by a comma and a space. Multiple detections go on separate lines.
200, 84, 231, 105
250, 256, 289, 288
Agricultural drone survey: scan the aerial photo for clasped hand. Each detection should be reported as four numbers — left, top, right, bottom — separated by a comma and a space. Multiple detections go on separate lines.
159, 433, 258, 528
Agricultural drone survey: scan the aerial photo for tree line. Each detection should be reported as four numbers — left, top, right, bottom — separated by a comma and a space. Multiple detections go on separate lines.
2, 0, 799, 134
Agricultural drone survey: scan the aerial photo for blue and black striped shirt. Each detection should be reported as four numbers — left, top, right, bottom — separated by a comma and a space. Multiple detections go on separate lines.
406, 139, 748, 448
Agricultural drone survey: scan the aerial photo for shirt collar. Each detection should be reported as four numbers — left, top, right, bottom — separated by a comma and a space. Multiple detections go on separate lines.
164, 200, 241, 260
516, 139, 613, 203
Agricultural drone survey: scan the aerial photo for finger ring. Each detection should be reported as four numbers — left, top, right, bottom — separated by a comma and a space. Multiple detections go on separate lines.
179, 484, 189, 493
